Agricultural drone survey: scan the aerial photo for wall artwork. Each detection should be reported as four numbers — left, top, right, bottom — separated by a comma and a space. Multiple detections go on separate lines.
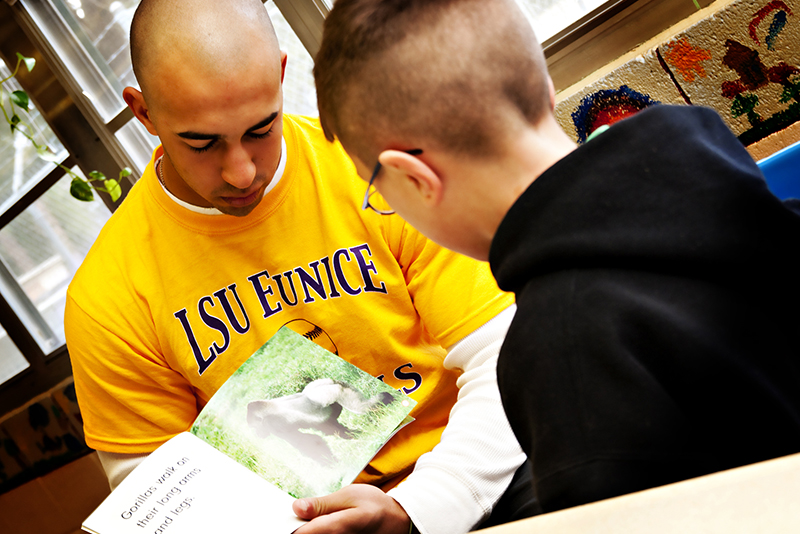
659, 0, 800, 144
556, 0, 800, 146
554, 49, 686, 143
570, 86, 662, 143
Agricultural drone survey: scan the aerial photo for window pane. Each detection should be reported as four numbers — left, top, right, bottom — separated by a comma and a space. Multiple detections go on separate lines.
516, 0, 611, 42
115, 115, 158, 176
0, 324, 29, 386
22, 0, 139, 122
267, 3, 319, 117
0, 168, 111, 354
0, 59, 67, 212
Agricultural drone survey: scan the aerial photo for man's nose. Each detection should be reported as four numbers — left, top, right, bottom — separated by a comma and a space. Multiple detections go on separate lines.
221, 144, 257, 190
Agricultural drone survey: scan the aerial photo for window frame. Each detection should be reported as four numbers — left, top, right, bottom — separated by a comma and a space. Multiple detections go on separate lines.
0, 1, 135, 411
543, 0, 716, 92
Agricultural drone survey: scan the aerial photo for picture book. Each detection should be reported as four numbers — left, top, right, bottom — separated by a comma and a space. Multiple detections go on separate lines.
82, 327, 416, 534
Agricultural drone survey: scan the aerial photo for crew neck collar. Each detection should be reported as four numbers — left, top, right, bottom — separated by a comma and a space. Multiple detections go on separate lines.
154, 137, 288, 215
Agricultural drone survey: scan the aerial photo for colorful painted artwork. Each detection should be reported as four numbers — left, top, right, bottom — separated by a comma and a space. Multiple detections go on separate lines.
750, 0, 793, 49
719, 2, 800, 143
554, 49, 686, 143
571, 86, 661, 143
661, 38, 712, 83
656, 0, 800, 144
555, 0, 800, 146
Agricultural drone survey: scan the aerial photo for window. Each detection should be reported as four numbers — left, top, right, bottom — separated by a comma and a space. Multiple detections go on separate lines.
0, 327, 28, 385
516, 0, 611, 42
22, 0, 157, 173
0, 168, 111, 354
0, 53, 111, 392
0, 57, 88, 359
0, 0, 134, 402
25, 0, 137, 122
0, 61, 67, 210
268, 3, 319, 117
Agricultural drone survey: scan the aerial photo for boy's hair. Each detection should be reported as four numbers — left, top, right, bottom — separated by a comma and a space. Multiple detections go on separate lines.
315, 0, 551, 162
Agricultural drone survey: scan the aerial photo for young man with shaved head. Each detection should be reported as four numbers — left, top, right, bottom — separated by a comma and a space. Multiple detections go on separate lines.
315, 0, 800, 515
65, 1, 538, 532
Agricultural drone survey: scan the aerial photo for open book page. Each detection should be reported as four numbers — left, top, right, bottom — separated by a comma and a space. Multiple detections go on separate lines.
82, 432, 306, 534
191, 326, 417, 498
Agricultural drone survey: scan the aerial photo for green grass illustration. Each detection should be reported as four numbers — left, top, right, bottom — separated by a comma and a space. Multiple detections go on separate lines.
191, 327, 415, 498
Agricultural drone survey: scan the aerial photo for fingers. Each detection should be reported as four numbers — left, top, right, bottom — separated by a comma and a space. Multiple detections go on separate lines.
292, 485, 411, 534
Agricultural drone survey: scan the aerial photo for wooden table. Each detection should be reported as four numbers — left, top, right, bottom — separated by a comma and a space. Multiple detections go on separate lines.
477, 453, 800, 533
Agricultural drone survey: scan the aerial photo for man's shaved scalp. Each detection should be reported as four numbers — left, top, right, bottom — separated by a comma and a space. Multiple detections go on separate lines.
315, 0, 551, 162
130, 0, 279, 98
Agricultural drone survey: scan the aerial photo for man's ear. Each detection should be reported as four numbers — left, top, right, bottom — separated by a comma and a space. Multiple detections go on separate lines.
379, 150, 444, 207
280, 50, 288, 84
122, 86, 158, 137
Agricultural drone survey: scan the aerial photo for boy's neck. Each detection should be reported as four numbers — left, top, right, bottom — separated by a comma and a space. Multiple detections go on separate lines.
478, 118, 578, 256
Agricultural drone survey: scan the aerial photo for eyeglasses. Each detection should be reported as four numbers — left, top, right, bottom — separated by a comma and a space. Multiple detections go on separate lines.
361, 148, 423, 215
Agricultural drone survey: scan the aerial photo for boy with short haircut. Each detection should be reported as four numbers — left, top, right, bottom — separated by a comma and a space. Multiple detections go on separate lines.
315, 0, 800, 513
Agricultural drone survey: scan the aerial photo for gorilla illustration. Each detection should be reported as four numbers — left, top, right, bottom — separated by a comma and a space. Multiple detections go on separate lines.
246, 379, 395, 466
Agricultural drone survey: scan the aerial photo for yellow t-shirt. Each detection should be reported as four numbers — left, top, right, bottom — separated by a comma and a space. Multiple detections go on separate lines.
65, 115, 513, 488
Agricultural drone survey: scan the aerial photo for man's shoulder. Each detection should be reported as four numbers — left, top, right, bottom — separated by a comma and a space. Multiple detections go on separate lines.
283, 113, 348, 157
283, 113, 322, 129
282, 113, 361, 191
283, 113, 324, 144
69, 179, 151, 294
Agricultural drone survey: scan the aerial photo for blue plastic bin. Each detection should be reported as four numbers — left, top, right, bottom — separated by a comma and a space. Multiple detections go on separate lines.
757, 141, 800, 200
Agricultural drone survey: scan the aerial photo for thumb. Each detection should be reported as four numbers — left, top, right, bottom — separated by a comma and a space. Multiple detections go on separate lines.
293, 487, 359, 520
293, 494, 347, 520
293, 497, 320, 520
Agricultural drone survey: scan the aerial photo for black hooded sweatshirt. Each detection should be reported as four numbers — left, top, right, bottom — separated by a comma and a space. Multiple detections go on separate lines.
490, 105, 800, 513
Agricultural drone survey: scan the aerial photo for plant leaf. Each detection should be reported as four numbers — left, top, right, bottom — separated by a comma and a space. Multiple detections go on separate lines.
88, 170, 106, 181
70, 178, 94, 201
105, 179, 122, 202
119, 167, 132, 178
10, 115, 20, 132
36, 145, 60, 162
16, 53, 36, 73
10, 90, 30, 110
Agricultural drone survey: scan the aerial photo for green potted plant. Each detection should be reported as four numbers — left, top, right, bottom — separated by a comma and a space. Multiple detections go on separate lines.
1, 52, 127, 203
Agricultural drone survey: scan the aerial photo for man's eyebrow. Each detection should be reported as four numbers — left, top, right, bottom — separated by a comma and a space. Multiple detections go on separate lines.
177, 130, 218, 141
246, 112, 279, 133
177, 112, 280, 140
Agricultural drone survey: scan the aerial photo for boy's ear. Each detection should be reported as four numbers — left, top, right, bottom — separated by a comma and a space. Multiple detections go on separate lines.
123, 86, 158, 137
378, 150, 444, 207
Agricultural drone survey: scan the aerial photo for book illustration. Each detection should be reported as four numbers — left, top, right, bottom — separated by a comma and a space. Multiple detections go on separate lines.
246, 378, 397, 466
191, 326, 416, 498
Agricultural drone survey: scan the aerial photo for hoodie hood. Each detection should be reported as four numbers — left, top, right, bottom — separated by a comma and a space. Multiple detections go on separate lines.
490, 105, 800, 297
